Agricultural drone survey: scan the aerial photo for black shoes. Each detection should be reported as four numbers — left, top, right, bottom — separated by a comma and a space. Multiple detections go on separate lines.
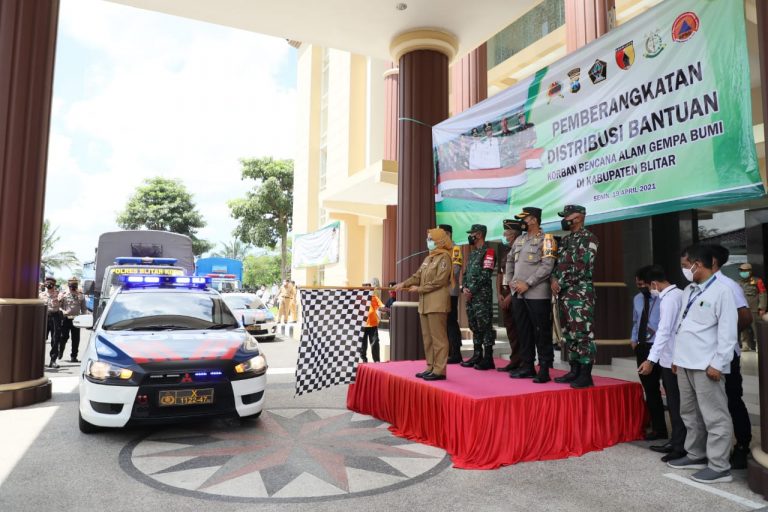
661, 450, 686, 463
47, 359, 59, 369
554, 361, 580, 383
496, 361, 521, 372
650, 442, 674, 453
731, 444, 750, 470
510, 366, 536, 379
423, 373, 446, 381
645, 432, 669, 442
446, 356, 463, 365
70, 358, 80, 363
570, 363, 594, 388
460, 345, 482, 367
532, 364, 551, 384
415, 370, 432, 378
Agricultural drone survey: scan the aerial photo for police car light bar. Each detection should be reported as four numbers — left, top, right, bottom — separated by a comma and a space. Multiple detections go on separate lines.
115, 257, 178, 266
119, 275, 211, 288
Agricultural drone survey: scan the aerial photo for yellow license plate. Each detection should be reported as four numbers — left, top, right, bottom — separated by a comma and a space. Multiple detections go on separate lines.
158, 388, 214, 407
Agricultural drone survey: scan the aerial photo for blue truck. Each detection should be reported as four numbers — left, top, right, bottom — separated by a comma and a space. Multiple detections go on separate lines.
195, 257, 243, 292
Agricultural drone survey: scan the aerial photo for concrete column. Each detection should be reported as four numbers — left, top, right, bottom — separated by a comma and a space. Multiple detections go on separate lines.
388, 30, 456, 360
748, 0, 768, 498
382, 63, 399, 289
450, 43, 487, 115
0, 0, 59, 409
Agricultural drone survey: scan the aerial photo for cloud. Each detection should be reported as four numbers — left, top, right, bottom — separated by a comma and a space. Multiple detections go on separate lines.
46, 0, 296, 267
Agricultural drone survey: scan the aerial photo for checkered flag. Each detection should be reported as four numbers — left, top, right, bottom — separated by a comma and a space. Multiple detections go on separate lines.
295, 288, 371, 396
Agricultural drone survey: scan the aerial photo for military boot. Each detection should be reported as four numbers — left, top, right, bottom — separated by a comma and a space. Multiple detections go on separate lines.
509, 365, 536, 378
460, 344, 482, 367
532, 363, 551, 383
474, 346, 495, 370
570, 363, 594, 388
554, 361, 580, 383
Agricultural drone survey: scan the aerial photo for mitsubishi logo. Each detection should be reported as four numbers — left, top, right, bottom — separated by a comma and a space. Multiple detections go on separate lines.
181, 373, 193, 383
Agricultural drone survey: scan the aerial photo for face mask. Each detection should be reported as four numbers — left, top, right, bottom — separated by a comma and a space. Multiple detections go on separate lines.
561, 219, 574, 231
467, 235, 477, 245
519, 222, 528, 232
740, 271, 750, 279
69, 285, 77, 291
682, 264, 696, 283
650, 285, 660, 298
427, 239, 436, 251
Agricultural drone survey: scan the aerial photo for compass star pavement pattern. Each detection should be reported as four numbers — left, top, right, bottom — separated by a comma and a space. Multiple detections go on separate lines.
122, 408, 449, 502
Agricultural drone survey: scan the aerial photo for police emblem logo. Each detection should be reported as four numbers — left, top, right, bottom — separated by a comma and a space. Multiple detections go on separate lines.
672, 11, 700, 42
547, 81, 564, 103
615, 41, 635, 70
567, 68, 581, 93
588, 59, 607, 84
643, 30, 666, 58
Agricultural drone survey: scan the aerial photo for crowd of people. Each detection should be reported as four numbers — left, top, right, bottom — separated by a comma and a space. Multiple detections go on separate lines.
632, 244, 760, 483
40, 276, 87, 369
247, 279, 300, 323
384, 203, 751, 485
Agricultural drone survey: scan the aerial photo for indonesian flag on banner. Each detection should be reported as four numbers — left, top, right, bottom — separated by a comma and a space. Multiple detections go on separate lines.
295, 288, 371, 396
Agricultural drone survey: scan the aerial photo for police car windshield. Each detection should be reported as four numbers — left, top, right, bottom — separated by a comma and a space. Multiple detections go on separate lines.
223, 295, 265, 310
102, 291, 239, 331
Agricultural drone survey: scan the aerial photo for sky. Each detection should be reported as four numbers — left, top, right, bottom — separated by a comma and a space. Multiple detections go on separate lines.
45, 0, 297, 269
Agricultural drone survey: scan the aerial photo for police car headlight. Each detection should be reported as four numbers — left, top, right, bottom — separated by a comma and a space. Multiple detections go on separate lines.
234, 354, 267, 375
86, 360, 133, 381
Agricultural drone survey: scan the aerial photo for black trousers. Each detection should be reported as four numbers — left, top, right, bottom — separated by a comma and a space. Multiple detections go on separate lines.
447, 295, 462, 359
661, 366, 686, 452
635, 342, 667, 435
360, 326, 380, 363
60, 316, 81, 360
725, 353, 751, 447
46, 311, 62, 361
511, 297, 553, 368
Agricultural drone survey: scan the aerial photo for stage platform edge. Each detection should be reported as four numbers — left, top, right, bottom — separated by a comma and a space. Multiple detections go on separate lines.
346, 359, 648, 470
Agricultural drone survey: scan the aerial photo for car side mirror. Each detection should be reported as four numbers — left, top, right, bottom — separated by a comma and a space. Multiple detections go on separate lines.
73, 314, 94, 330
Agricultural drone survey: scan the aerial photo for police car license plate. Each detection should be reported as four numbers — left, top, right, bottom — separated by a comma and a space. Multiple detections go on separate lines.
158, 388, 214, 406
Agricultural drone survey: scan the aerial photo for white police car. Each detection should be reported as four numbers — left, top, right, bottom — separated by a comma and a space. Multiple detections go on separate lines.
74, 275, 267, 433
222, 293, 278, 341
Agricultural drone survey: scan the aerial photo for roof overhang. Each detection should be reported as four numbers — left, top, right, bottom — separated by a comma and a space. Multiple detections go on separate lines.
320, 159, 397, 219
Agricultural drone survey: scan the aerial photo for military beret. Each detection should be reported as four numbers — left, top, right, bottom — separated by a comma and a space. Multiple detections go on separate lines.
466, 224, 487, 236
558, 204, 586, 217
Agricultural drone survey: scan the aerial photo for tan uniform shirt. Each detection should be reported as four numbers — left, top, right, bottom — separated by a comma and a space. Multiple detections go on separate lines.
511, 231, 557, 300
59, 291, 87, 318
40, 290, 61, 313
402, 251, 452, 314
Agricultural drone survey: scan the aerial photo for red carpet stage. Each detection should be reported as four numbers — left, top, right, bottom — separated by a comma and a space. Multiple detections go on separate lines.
346, 359, 648, 469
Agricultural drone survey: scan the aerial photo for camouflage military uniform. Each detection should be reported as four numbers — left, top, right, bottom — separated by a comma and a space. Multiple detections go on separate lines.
463, 243, 496, 351
553, 227, 599, 364
739, 273, 766, 350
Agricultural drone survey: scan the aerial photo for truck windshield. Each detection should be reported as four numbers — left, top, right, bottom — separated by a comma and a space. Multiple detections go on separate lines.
102, 291, 239, 331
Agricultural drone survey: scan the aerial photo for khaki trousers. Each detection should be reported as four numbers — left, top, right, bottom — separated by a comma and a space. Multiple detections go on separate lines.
419, 312, 449, 376
278, 299, 294, 322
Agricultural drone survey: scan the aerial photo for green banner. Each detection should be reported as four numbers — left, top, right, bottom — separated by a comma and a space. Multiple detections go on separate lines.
292, 221, 340, 268
433, 0, 762, 240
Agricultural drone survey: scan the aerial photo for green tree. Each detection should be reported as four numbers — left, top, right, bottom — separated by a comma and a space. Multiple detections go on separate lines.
229, 157, 293, 280
116, 177, 213, 256
242, 254, 284, 288
40, 219, 80, 279
209, 239, 252, 260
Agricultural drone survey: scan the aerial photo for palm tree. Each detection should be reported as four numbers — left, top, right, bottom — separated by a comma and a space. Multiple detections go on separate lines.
209, 239, 251, 260
40, 219, 80, 279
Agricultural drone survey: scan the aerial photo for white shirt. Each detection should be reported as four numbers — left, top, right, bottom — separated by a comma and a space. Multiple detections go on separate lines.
715, 270, 747, 356
672, 274, 738, 373
647, 285, 683, 368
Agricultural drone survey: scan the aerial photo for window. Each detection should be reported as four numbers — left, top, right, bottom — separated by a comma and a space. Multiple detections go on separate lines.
487, 0, 565, 69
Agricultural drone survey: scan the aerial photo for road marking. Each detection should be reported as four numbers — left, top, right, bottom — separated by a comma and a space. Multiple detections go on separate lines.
663, 473, 765, 509
267, 367, 296, 375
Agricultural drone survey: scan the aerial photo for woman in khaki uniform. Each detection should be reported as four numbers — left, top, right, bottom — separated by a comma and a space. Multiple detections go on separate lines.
396, 227, 453, 381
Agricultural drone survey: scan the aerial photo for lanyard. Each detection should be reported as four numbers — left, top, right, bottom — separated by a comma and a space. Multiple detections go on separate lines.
680, 275, 717, 323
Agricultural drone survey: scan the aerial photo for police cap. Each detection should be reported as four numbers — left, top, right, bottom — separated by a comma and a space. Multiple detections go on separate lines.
502, 219, 524, 232
739, 263, 753, 271
514, 206, 542, 222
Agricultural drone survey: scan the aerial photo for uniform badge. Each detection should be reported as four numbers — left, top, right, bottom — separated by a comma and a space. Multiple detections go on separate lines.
615, 41, 635, 70
671, 12, 699, 42
588, 59, 607, 84
643, 30, 666, 58
567, 68, 581, 93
